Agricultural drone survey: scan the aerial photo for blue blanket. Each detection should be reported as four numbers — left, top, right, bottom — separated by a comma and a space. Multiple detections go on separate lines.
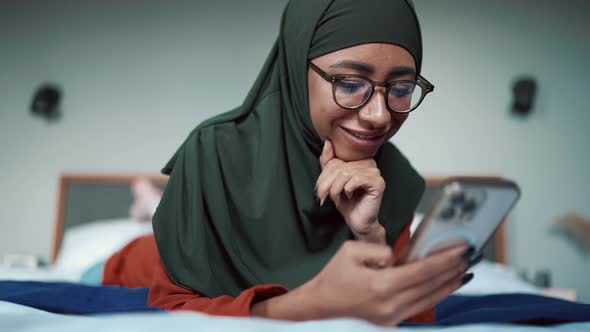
0, 281, 162, 315
1, 281, 589, 324
412, 293, 590, 326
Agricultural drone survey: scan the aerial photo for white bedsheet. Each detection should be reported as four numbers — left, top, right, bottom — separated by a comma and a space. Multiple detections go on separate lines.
0, 266, 78, 283
1, 301, 588, 332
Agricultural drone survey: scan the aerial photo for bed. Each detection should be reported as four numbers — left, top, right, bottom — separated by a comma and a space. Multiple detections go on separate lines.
1, 173, 589, 331
0, 174, 167, 284
0, 174, 514, 286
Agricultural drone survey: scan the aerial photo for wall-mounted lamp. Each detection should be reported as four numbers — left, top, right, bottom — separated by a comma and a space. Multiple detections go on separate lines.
511, 76, 537, 117
30, 83, 62, 121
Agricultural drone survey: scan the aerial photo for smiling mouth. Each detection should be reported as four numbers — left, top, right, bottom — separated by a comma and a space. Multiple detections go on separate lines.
341, 127, 387, 141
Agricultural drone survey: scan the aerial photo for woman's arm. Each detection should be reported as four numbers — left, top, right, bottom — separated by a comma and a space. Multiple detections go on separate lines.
105, 220, 436, 323
353, 222, 387, 244
105, 219, 436, 324
252, 215, 434, 323
253, 216, 414, 321
252, 241, 466, 326
147, 256, 288, 316
103, 235, 288, 316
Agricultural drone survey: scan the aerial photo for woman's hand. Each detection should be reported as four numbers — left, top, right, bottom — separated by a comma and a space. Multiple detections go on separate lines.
316, 139, 386, 243
252, 241, 469, 326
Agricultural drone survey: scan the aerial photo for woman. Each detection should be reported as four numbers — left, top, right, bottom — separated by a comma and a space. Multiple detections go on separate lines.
104, 0, 472, 326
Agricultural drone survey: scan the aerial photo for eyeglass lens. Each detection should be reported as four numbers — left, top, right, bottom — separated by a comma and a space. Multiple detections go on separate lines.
333, 77, 423, 112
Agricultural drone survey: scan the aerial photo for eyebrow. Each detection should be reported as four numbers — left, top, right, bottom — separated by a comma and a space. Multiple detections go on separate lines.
330, 60, 416, 80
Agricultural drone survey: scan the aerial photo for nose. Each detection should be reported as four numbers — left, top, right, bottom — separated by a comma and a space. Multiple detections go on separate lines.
358, 87, 391, 129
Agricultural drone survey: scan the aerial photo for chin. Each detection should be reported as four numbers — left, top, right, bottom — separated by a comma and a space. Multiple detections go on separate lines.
334, 146, 379, 162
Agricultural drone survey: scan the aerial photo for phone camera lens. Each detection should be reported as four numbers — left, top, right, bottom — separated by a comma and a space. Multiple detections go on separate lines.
450, 192, 465, 206
440, 207, 455, 221
463, 199, 478, 213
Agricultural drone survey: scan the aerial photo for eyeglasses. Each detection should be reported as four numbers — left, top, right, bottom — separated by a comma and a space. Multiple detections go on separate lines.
309, 61, 434, 114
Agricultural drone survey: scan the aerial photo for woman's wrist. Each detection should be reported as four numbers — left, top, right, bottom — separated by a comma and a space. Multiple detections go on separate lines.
251, 280, 325, 321
353, 221, 386, 244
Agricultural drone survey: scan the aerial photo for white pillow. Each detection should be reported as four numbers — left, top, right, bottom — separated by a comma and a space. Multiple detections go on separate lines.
54, 218, 153, 279
456, 259, 541, 295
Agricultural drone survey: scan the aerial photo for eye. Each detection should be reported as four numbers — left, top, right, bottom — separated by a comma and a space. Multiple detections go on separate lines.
336, 79, 367, 94
390, 82, 416, 98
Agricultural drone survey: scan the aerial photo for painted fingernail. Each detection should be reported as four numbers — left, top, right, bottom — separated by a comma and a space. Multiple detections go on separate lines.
461, 273, 474, 286
467, 253, 484, 270
460, 246, 475, 260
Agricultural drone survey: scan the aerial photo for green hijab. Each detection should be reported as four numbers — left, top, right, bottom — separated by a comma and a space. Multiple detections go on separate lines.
153, 0, 425, 297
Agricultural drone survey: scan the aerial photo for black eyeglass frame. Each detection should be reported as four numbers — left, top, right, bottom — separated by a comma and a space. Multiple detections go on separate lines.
308, 61, 434, 114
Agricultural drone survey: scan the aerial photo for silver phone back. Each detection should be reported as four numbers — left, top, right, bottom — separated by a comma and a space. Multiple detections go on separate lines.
408, 178, 520, 261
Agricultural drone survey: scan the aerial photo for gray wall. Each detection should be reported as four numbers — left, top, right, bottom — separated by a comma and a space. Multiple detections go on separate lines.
1, 1, 588, 301
402, 0, 590, 302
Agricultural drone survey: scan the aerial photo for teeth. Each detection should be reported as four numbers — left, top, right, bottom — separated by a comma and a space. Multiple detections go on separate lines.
352, 133, 377, 139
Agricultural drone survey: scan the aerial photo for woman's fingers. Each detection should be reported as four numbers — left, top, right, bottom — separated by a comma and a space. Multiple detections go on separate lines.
327, 171, 378, 203
319, 139, 335, 170
308, 240, 469, 327
323, 173, 382, 206
317, 159, 375, 186
328, 172, 352, 205
393, 273, 465, 324
342, 174, 385, 199
317, 164, 381, 205
339, 240, 397, 269
380, 245, 467, 291
372, 252, 466, 326
393, 257, 465, 307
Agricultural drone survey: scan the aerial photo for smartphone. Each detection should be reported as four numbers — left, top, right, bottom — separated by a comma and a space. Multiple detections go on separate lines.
402, 177, 521, 262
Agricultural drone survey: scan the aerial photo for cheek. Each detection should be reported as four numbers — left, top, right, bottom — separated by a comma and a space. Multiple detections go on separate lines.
387, 113, 410, 137
308, 74, 337, 138
307, 73, 321, 136
394, 113, 409, 125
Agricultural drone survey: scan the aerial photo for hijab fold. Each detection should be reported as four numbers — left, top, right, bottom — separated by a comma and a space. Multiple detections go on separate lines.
153, 0, 425, 297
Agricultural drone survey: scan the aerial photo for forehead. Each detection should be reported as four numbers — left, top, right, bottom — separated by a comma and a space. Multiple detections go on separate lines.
313, 43, 416, 69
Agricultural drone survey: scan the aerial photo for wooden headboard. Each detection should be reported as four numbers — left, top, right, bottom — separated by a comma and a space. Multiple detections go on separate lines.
51, 174, 168, 263
52, 174, 508, 264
